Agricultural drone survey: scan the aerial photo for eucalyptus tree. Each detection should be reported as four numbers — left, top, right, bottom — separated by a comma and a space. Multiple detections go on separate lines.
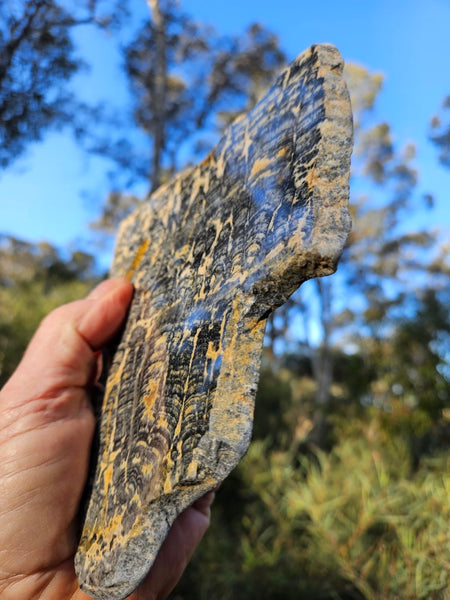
266, 63, 448, 446
92, 0, 286, 232
0, 0, 121, 169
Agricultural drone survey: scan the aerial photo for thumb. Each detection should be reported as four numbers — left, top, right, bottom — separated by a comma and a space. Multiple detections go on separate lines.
1, 277, 133, 405
79, 277, 134, 351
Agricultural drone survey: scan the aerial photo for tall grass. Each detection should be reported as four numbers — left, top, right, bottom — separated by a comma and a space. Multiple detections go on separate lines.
239, 420, 449, 599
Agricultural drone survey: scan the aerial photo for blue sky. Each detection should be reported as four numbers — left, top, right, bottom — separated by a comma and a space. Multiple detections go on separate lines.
1, 0, 449, 268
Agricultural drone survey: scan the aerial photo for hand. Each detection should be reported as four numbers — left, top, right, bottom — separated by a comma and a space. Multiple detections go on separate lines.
0, 278, 213, 600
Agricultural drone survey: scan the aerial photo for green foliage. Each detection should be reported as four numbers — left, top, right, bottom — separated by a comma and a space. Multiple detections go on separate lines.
0, 235, 99, 386
244, 424, 449, 599
384, 288, 449, 420
177, 416, 449, 599
358, 287, 450, 467
253, 366, 293, 446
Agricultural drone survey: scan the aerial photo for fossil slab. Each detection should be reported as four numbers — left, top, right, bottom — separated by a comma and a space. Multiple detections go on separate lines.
75, 43, 353, 600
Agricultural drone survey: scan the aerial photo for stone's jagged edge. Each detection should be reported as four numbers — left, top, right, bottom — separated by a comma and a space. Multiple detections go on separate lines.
75, 43, 353, 600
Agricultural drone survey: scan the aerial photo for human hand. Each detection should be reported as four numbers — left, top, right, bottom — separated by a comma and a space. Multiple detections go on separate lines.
0, 278, 213, 600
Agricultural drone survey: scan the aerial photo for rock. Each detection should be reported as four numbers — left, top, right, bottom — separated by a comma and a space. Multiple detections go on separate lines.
75, 43, 353, 600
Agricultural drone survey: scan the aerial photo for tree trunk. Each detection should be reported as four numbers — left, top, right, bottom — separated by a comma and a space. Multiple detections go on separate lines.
147, 0, 167, 192
310, 277, 334, 448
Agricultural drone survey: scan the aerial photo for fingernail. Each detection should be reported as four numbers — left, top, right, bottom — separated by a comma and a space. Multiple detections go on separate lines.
87, 278, 129, 300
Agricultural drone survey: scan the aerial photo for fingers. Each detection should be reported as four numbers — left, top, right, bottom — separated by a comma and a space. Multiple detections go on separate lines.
191, 490, 215, 517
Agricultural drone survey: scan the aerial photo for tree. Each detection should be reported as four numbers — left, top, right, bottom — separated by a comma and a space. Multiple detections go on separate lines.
263, 63, 449, 447
146, 0, 168, 192
430, 95, 450, 167
125, 6, 286, 184
0, 0, 118, 170
91, 3, 286, 232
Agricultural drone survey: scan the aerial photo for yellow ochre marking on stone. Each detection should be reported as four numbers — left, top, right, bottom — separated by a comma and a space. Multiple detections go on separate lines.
199, 152, 213, 167
305, 164, 318, 190
206, 340, 221, 361
250, 157, 271, 179
126, 239, 150, 279
186, 460, 198, 480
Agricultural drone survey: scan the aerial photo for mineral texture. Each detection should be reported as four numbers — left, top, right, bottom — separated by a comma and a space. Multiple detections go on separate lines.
75, 43, 353, 600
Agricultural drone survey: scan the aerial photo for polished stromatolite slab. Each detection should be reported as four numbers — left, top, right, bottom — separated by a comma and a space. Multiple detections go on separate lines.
75, 43, 353, 600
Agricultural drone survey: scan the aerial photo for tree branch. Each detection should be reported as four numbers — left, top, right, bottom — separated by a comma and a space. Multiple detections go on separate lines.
0, 0, 45, 86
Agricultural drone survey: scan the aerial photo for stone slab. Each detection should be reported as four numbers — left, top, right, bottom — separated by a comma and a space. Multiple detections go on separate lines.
75, 43, 353, 600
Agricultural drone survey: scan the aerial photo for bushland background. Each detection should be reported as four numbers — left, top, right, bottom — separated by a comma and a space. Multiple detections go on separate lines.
0, 1, 449, 598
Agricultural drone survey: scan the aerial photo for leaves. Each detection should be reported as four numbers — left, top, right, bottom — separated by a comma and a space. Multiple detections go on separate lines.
0, 0, 120, 169
176, 415, 449, 599
430, 95, 450, 167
